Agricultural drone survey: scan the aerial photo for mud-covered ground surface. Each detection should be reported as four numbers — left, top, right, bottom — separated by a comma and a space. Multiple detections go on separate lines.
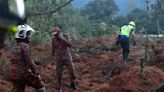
0, 36, 164, 92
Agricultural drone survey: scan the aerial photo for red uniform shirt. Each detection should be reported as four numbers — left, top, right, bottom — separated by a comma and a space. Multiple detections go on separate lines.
10, 42, 37, 80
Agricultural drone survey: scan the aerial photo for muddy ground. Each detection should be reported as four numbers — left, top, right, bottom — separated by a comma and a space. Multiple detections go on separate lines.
0, 36, 164, 92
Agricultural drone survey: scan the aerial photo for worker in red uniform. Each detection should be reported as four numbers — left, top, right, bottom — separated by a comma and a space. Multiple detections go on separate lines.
9, 21, 45, 92
52, 27, 77, 92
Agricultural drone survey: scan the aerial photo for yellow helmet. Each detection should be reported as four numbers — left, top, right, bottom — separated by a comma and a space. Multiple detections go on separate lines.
129, 21, 136, 27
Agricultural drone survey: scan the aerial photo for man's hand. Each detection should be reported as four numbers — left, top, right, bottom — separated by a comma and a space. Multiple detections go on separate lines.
52, 27, 60, 36
58, 33, 64, 39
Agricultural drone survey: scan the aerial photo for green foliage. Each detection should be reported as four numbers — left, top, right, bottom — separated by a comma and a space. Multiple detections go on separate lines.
159, 16, 164, 31
24, 0, 100, 42
30, 33, 46, 45
82, 0, 118, 23
113, 16, 128, 27
53, 5, 97, 40
24, 0, 59, 43
12, 0, 163, 46
127, 8, 149, 33
94, 22, 119, 36
126, 8, 161, 34
157, 0, 164, 34
23, 0, 87, 41
4, 0, 163, 47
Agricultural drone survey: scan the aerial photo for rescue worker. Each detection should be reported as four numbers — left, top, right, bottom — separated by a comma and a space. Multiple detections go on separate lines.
0, 0, 25, 49
52, 27, 77, 92
9, 21, 45, 92
118, 21, 136, 63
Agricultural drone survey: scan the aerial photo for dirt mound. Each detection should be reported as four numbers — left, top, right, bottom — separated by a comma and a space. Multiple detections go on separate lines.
0, 69, 13, 92
149, 39, 164, 70
94, 66, 164, 92
1, 65, 164, 92
0, 79, 12, 92
76, 36, 112, 55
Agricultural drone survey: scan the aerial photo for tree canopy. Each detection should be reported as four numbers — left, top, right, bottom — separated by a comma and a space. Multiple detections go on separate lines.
7, 0, 163, 45
82, 0, 118, 23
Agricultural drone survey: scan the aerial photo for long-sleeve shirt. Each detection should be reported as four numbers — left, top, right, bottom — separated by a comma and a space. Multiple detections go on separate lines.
10, 42, 37, 80
52, 34, 72, 61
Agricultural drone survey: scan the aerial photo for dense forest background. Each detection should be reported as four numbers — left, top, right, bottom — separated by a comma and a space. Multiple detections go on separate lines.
17, 0, 164, 45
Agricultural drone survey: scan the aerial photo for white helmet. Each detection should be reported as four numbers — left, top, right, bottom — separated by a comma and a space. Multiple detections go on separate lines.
15, 24, 35, 39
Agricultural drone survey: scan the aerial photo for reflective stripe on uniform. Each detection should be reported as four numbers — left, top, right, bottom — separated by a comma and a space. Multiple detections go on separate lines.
120, 25, 134, 37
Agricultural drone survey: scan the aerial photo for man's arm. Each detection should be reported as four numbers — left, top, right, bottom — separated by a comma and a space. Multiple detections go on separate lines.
131, 31, 136, 46
58, 33, 72, 47
51, 38, 56, 56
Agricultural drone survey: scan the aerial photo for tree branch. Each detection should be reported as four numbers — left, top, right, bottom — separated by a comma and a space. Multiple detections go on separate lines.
27, 0, 74, 17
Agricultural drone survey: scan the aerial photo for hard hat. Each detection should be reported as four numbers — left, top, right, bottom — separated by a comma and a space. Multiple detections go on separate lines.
52, 27, 60, 35
15, 25, 35, 39
129, 21, 136, 27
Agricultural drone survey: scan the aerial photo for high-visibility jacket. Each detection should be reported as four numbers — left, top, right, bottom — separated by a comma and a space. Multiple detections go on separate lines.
120, 25, 134, 37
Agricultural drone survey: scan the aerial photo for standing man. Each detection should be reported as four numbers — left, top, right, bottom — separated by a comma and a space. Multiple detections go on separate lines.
52, 27, 77, 92
118, 21, 136, 63
9, 22, 45, 92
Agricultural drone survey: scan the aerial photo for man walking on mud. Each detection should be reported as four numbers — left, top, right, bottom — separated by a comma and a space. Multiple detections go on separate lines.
9, 20, 45, 92
117, 21, 136, 63
52, 26, 77, 92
